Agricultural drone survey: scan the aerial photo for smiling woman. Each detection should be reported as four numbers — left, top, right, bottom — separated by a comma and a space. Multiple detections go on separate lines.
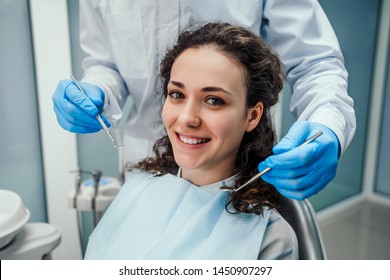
84, 23, 297, 260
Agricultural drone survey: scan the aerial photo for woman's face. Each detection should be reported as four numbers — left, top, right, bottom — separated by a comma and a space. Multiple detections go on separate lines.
162, 46, 263, 185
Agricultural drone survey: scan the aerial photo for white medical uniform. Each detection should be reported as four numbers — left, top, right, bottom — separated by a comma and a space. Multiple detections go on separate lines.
84, 170, 298, 259
80, 0, 356, 165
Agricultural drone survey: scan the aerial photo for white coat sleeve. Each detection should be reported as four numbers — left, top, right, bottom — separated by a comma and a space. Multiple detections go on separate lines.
262, 0, 356, 153
79, 0, 127, 123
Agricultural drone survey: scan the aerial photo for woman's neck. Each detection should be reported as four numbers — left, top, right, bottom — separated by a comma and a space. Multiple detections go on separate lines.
179, 167, 234, 187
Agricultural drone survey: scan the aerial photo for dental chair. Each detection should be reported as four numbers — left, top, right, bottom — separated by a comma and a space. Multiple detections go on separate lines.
278, 196, 327, 260
0, 189, 61, 260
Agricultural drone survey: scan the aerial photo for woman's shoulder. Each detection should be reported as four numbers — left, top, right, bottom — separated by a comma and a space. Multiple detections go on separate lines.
258, 209, 299, 260
123, 169, 154, 185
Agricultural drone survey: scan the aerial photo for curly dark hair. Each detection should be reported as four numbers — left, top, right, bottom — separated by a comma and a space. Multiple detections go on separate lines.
131, 22, 284, 215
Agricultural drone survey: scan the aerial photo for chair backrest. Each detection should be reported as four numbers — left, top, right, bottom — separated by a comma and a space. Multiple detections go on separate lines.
278, 196, 327, 260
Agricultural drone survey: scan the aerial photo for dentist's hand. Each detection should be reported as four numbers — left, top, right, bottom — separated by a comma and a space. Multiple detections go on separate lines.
258, 121, 339, 200
52, 79, 110, 133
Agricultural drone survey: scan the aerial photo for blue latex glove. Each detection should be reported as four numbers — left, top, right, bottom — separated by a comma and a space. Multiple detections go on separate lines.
258, 121, 339, 200
52, 79, 110, 133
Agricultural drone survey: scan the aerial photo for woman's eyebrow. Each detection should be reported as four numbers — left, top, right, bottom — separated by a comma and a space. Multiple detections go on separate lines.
169, 80, 185, 88
169, 80, 233, 96
201, 86, 233, 96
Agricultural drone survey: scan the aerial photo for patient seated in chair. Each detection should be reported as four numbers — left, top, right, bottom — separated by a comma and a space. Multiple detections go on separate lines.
84, 22, 298, 260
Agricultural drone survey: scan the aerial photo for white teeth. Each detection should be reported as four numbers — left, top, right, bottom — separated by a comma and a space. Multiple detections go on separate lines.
179, 135, 208, 145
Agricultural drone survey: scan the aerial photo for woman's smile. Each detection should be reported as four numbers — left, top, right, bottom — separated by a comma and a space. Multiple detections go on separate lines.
176, 132, 211, 145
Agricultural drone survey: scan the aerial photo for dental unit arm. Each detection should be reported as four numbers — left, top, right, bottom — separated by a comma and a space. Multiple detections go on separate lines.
68, 169, 121, 226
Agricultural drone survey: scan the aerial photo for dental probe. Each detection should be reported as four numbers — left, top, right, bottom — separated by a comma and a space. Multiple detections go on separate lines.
70, 75, 119, 148
220, 131, 323, 192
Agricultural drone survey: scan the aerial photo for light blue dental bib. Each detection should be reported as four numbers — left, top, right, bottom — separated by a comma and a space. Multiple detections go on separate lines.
85, 170, 271, 260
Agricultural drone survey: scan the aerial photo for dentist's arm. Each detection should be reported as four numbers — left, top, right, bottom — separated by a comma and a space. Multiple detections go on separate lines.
258, 0, 356, 199
262, 0, 356, 154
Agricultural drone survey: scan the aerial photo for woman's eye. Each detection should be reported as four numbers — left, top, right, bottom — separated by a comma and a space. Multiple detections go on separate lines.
205, 97, 225, 106
168, 91, 184, 99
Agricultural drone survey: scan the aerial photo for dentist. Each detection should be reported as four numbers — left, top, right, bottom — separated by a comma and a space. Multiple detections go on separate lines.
52, 0, 356, 200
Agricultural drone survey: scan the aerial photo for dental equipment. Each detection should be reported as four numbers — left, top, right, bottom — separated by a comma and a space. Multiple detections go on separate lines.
0, 190, 61, 259
68, 168, 122, 257
220, 131, 323, 192
70, 75, 120, 148
90, 170, 103, 227
72, 169, 103, 226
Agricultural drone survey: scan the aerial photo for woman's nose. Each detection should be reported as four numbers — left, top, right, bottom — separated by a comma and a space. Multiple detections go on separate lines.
178, 101, 201, 128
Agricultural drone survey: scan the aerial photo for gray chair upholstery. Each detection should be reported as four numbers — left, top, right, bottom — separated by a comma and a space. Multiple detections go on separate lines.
278, 196, 327, 260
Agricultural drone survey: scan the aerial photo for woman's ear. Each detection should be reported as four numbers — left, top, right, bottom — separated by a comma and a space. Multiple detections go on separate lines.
245, 102, 263, 132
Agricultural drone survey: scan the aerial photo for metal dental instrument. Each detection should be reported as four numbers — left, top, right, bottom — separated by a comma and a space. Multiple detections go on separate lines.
220, 131, 323, 192
70, 75, 120, 148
